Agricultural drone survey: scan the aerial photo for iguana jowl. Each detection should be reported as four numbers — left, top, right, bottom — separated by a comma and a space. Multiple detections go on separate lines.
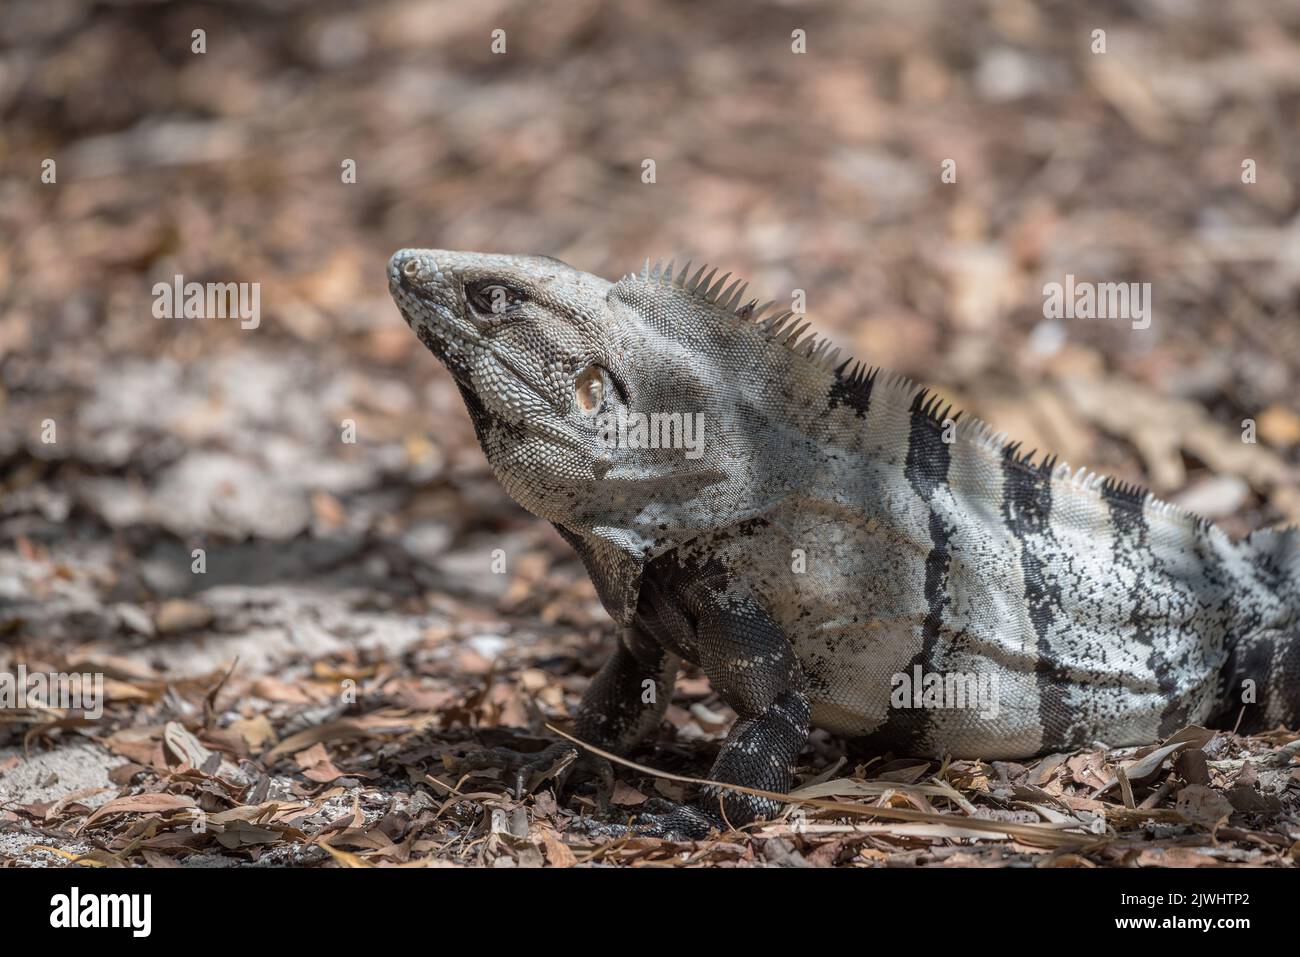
387, 248, 1300, 832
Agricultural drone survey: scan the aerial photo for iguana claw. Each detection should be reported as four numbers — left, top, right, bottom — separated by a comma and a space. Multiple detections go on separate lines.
446, 741, 614, 804
568, 798, 722, 841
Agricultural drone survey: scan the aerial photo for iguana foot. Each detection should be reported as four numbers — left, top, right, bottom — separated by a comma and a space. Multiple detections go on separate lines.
445, 741, 614, 804
567, 798, 722, 841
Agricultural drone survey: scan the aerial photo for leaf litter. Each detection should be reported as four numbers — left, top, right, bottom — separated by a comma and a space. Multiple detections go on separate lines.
3, 0, 1300, 867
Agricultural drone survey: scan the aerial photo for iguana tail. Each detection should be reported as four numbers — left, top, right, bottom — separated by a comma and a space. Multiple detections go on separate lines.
1217, 527, 1300, 733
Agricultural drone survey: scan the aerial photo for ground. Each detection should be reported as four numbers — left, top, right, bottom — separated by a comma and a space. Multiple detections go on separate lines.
1, 0, 1299, 867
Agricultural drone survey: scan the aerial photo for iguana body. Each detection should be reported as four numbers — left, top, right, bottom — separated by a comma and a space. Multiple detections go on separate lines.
388, 248, 1300, 829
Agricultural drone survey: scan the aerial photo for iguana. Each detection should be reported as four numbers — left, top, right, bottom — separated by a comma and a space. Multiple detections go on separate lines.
387, 248, 1300, 836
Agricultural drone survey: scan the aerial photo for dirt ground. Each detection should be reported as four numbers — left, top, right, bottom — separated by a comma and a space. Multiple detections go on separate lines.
1, 0, 1299, 867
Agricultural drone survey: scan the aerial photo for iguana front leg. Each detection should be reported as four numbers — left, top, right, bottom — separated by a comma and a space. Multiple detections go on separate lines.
688, 586, 810, 826
450, 625, 676, 802
582, 569, 810, 839
591, 685, 811, 840
574, 624, 680, 754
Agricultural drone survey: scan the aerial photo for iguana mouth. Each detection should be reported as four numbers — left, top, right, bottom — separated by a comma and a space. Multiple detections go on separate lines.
388, 249, 559, 413
387, 249, 480, 385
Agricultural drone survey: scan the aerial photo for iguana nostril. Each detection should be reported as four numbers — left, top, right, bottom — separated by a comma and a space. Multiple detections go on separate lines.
401, 259, 420, 279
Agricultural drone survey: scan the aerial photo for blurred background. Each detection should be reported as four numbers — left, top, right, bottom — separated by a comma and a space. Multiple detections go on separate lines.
0, 0, 1298, 865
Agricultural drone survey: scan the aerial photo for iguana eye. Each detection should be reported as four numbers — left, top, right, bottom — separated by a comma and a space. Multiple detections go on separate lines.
575, 366, 606, 414
466, 281, 524, 316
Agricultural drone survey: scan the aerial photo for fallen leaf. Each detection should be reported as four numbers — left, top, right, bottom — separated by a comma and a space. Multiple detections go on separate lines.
82, 793, 197, 829
154, 598, 214, 634
164, 721, 213, 769
610, 781, 648, 806
1175, 785, 1234, 830
537, 826, 577, 867
319, 842, 374, 868
229, 714, 277, 752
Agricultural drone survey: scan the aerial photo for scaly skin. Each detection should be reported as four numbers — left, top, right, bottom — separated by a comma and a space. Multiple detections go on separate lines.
387, 249, 1300, 834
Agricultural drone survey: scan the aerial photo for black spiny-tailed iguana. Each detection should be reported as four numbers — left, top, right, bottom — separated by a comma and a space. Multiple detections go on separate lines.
387, 248, 1300, 835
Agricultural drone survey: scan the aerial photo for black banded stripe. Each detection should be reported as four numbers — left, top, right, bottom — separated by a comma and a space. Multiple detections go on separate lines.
1100, 482, 1185, 736
826, 363, 875, 418
1000, 449, 1072, 748
874, 394, 954, 754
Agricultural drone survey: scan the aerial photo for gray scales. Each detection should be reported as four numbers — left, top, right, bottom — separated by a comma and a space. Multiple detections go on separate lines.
387, 248, 1300, 836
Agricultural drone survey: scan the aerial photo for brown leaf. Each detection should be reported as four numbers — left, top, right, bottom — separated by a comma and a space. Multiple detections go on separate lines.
82, 793, 196, 829
1135, 847, 1227, 868
1225, 784, 1283, 816
108, 763, 148, 786
303, 762, 346, 784
293, 742, 330, 769
319, 842, 373, 868
164, 721, 213, 768
1031, 752, 1069, 787
45, 786, 112, 821
537, 826, 577, 867
1098, 726, 1215, 794
1174, 749, 1211, 786
875, 760, 931, 784
294, 742, 346, 782
1066, 752, 1110, 790
610, 781, 648, 806
103, 727, 163, 765
154, 598, 214, 634
229, 714, 276, 753
264, 711, 432, 762
140, 849, 182, 868
214, 820, 283, 848
251, 677, 320, 705
1175, 785, 1234, 830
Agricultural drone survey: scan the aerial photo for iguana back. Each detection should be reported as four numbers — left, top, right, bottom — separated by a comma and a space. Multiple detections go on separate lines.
613, 258, 1300, 756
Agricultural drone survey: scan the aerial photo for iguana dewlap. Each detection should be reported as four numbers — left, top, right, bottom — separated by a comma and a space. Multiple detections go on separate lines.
387, 248, 1300, 826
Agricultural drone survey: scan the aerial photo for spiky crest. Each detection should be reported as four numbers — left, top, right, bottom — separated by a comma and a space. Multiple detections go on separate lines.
625, 257, 1262, 536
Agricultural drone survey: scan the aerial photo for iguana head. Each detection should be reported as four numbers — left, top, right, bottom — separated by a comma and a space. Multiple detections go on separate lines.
387, 248, 824, 618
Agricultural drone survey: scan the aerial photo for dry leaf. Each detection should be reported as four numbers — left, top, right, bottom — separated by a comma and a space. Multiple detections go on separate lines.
82, 793, 196, 829
1175, 785, 1234, 830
